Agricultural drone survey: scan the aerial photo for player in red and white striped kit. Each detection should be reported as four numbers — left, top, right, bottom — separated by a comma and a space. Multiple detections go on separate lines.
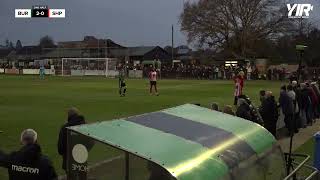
149, 68, 159, 96
234, 71, 245, 105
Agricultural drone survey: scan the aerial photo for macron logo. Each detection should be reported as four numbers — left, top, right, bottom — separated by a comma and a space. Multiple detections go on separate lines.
11, 165, 39, 174
287, 4, 313, 18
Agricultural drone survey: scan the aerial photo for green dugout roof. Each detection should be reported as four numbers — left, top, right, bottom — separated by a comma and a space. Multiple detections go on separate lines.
69, 104, 276, 180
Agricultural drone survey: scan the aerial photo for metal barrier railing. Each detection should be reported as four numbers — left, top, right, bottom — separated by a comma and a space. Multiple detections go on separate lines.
283, 153, 318, 180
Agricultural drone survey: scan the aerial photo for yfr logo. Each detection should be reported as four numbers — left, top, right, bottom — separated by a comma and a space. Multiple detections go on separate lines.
287, 4, 313, 18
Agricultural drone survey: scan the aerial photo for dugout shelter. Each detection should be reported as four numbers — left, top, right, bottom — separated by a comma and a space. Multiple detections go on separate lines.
66, 104, 317, 180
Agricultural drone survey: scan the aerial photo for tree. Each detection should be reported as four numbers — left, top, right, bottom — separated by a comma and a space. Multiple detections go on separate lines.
39, 35, 55, 48
180, 0, 291, 57
16, 40, 22, 50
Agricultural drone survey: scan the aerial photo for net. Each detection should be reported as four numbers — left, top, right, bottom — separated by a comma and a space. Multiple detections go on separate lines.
60, 58, 118, 77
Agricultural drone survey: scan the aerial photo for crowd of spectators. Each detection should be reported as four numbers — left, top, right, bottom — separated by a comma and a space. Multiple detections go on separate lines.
267, 68, 287, 81
209, 79, 320, 139
3, 60, 320, 83
278, 81, 320, 134
160, 64, 261, 80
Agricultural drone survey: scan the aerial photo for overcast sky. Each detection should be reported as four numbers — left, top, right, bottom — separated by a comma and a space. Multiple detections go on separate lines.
0, 0, 319, 48
0, 0, 190, 47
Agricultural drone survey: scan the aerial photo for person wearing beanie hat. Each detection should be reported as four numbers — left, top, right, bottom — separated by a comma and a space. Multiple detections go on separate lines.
260, 91, 279, 137
292, 81, 298, 87
0, 129, 57, 180
58, 107, 86, 172
67, 107, 79, 118
211, 102, 219, 111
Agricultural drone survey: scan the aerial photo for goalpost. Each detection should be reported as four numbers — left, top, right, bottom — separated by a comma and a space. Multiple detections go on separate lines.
61, 58, 118, 77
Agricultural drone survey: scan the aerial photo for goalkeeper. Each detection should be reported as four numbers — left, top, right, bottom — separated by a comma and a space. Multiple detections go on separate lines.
118, 66, 127, 97
39, 65, 45, 79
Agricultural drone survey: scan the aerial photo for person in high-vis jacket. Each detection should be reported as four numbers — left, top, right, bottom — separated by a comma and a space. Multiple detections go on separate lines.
0, 129, 57, 180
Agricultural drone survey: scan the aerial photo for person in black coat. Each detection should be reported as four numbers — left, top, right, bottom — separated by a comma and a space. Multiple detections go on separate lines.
300, 83, 310, 128
311, 82, 320, 118
260, 91, 279, 137
58, 107, 86, 172
0, 129, 57, 180
236, 98, 252, 121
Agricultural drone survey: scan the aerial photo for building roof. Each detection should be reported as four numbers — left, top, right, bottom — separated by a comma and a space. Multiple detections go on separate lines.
128, 46, 157, 56
0, 48, 12, 58
110, 46, 164, 57
69, 104, 275, 180
6, 46, 44, 60
41, 48, 83, 58
58, 36, 124, 49
15, 46, 42, 55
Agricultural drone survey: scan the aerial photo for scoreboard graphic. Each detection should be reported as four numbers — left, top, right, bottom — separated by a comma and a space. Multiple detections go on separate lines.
15, 5, 65, 18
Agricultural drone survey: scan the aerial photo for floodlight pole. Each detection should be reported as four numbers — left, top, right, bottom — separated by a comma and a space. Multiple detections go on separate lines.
286, 129, 294, 177
296, 45, 307, 83
172, 25, 174, 66
286, 45, 307, 177
297, 51, 303, 83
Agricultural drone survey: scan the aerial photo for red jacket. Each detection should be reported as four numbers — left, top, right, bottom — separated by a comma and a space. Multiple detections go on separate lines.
308, 87, 319, 106
234, 76, 244, 96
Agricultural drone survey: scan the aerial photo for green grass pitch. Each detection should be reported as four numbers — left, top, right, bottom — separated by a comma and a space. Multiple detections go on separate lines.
0, 75, 287, 179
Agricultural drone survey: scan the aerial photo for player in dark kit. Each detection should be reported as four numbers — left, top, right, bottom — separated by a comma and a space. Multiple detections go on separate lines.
119, 66, 127, 97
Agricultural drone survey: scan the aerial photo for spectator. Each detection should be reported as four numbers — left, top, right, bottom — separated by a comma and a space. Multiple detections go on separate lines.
306, 82, 318, 124
247, 65, 252, 80
223, 105, 235, 115
259, 90, 266, 103
300, 83, 310, 128
234, 73, 245, 105
214, 66, 219, 79
0, 129, 57, 180
211, 103, 219, 111
260, 91, 278, 137
292, 81, 302, 129
311, 82, 320, 118
267, 69, 272, 80
236, 98, 252, 121
279, 85, 294, 135
287, 85, 299, 133
58, 107, 86, 172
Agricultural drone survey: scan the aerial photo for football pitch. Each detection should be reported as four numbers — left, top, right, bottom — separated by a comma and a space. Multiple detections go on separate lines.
0, 75, 285, 178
